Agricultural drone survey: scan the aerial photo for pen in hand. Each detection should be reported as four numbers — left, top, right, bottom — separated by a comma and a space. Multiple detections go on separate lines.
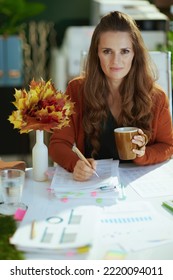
72, 145, 99, 178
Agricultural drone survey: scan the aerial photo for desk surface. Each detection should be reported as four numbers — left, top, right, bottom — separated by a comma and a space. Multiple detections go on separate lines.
20, 162, 173, 260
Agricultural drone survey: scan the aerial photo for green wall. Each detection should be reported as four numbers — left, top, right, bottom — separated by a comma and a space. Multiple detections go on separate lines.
30, 0, 91, 46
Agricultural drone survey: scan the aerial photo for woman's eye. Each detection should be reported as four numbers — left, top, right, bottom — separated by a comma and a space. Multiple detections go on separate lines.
103, 49, 112, 54
121, 49, 130, 54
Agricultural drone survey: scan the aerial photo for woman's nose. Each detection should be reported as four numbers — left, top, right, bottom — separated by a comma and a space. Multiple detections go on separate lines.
112, 53, 120, 64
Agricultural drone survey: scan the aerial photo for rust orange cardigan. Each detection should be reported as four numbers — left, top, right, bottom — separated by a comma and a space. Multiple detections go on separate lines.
49, 77, 173, 172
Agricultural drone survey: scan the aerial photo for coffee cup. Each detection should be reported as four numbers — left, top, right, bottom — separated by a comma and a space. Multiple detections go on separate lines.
114, 127, 138, 160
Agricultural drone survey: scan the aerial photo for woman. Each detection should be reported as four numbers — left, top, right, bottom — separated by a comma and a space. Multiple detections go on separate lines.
49, 11, 173, 181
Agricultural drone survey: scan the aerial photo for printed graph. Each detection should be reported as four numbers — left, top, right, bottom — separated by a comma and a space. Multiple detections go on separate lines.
101, 215, 152, 224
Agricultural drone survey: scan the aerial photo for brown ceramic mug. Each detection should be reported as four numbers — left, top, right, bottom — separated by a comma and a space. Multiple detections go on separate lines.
114, 127, 139, 160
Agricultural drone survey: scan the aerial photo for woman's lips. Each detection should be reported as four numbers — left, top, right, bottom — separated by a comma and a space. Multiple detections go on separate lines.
110, 67, 123, 71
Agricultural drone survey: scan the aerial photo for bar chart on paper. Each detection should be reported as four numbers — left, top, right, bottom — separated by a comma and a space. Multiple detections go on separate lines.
98, 203, 157, 242
100, 201, 155, 226
88, 202, 173, 259
91, 201, 173, 252
101, 215, 152, 224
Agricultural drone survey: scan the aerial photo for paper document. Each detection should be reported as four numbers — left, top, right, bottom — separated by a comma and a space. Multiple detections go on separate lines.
88, 201, 173, 259
10, 201, 173, 258
10, 206, 101, 253
119, 159, 173, 198
50, 159, 119, 199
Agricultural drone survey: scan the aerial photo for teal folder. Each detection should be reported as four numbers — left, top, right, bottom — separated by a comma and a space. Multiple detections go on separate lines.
6, 36, 23, 86
0, 36, 23, 87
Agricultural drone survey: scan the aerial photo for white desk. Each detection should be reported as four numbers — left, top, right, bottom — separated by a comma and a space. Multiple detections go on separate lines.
20, 163, 173, 260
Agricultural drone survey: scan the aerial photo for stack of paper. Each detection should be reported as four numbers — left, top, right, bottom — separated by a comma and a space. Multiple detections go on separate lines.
50, 159, 119, 199
10, 206, 102, 255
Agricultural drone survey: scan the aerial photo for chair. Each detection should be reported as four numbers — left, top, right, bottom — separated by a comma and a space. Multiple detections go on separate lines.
149, 51, 172, 118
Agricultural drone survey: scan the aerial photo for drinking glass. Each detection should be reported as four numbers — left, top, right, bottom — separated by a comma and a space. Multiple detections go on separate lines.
0, 169, 26, 215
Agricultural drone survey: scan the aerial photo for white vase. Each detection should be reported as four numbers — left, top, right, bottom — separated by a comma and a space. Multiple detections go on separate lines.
32, 130, 48, 181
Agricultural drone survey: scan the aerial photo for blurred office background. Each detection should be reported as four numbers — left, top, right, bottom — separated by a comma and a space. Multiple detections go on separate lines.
0, 0, 173, 166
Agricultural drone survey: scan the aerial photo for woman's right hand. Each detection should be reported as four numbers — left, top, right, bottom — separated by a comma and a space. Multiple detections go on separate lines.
73, 159, 97, 181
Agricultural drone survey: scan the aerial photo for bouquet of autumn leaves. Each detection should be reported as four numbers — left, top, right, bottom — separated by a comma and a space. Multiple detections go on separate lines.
8, 79, 74, 133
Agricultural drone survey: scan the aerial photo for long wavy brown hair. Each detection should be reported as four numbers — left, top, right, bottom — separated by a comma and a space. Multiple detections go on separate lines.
83, 11, 158, 157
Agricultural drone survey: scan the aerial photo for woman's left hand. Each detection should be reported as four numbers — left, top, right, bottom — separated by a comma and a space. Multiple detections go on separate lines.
132, 129, 148, 158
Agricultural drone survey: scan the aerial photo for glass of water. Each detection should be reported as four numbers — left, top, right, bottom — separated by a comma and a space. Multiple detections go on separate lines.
0, 169, 25, 215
